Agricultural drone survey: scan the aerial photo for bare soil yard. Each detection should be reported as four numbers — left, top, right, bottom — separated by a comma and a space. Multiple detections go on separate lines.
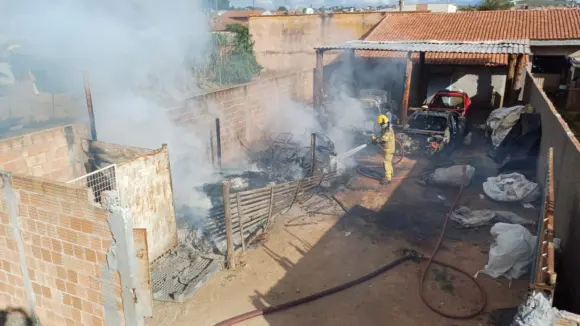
148, 142, 537, 326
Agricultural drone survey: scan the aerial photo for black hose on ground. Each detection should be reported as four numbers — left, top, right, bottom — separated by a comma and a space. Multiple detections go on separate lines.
214, 255, 413, 326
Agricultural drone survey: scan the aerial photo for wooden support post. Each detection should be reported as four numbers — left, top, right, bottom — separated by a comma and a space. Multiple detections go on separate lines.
314, 49, 324, 114
310, 133, 316, 176
417, 52, 426, 106
264, 185, 275, 230
222, 181, 235, 269
504, 54, 517, 106
401, 52, 413, 123
215, 118, 222, 170
236, 193, 246, 251
512, 54, 526, 105
209, 127, 215, 168
83, 72, 97, 141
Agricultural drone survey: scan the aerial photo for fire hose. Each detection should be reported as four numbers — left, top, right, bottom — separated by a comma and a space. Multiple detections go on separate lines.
213, 166, 487, 326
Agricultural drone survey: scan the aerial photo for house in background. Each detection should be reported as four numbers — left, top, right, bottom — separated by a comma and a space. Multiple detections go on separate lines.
212, 10, 267, 32
343, 8, 580, 109
378, 3, 457, 12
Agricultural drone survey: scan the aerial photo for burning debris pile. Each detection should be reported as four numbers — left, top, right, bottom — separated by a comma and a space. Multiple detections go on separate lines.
152, 132, 343, 302
242, 132, 337, 181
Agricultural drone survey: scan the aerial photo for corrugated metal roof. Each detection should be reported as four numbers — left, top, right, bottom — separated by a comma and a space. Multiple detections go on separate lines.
530, 39, 580, 46
315, 40, 532, 54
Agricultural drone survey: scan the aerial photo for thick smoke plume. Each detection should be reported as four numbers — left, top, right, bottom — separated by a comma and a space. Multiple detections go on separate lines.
1, 0, 217, 225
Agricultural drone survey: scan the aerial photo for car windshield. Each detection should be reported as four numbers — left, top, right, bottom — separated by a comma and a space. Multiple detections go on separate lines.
407, 113, 448, 132
431, 94, 464, 109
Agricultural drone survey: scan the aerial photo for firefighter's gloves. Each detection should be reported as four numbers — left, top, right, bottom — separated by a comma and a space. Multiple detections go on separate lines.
371, 136, 378, 144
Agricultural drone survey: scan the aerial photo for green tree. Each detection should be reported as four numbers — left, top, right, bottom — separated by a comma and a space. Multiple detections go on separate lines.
477, 0, 513, 10
277, 6, 288, 11
212, 24, 263, 84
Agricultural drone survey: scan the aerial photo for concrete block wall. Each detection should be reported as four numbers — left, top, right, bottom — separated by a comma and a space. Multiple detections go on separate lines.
0, 173, 126, 326
116, 145, 177, 262
0, 124, 89, 183
524, 68, 580, 312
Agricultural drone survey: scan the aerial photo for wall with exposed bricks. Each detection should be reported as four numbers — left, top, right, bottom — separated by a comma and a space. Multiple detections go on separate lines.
0, 124, 89, 183
175, 71, 314, 164
0, 172, 128, 326
523, 68, 580, 313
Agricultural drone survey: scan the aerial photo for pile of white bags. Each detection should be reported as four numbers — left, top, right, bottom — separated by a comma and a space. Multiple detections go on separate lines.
483, 173, 540, 203
476, 223, 537, 280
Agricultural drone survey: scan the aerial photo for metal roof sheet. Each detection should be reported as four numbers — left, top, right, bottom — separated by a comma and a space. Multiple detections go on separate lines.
315, 40, 532, 54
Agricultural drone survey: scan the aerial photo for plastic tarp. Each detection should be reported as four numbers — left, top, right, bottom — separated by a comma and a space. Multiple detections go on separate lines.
486, 105, 528, 147
450, 206, 533, 228
429, 165, 475, 187
512, 292, 556, 326
483, 173, 540, 203
476, 223, 537, 280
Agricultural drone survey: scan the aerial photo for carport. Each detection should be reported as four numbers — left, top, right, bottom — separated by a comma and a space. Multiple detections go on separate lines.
313, 40, 532, 121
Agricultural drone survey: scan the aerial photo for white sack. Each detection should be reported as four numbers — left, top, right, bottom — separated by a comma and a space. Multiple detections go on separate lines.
430, 165, 475, 187
478, 223, 537, 280
450, 206, 533, 228
486, 105, 525, 147
483, 173, 540, 203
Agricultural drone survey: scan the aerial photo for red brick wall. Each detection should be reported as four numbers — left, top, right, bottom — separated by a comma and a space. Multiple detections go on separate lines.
0, 174, 124, 326
0, 124, 88, 183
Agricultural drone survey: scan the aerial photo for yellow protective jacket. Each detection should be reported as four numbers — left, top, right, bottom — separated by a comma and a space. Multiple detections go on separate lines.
379, 127, 396, 154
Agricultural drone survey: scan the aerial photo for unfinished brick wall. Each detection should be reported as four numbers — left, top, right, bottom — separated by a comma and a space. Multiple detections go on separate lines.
0, 124, 89, 182
0, 173, 126, 326
172, 70, 314, 163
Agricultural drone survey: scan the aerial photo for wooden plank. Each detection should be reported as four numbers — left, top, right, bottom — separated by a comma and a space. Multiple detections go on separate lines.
236, 193, 246, 251
133, 228, 152, 317
223, 181, 235, 269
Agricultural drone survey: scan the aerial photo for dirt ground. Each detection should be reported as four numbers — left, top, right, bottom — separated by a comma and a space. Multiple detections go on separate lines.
147, 139, 538, 326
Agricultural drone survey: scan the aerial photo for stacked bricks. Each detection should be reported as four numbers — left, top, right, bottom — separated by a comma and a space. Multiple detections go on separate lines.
0, 173, 124, 326
0, 124, 88, 183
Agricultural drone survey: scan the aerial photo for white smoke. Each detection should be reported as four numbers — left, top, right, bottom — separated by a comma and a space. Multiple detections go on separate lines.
0, 0, 216, 223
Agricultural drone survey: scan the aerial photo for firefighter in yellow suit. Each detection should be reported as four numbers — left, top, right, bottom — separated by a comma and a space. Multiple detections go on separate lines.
371, 114, 395, 185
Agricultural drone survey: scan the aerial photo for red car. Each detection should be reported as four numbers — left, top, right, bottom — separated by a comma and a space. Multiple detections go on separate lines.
426, 89, 471, 117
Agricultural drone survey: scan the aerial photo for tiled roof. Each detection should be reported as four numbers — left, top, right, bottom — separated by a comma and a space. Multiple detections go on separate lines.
361, 8, 580, 65
222, 10, 265, 18
213, 16, 245, 31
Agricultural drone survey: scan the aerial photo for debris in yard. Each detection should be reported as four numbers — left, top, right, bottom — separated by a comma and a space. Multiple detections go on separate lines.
421, 165, 475, 187
450, 206, 533, 228
488, 113, 541, 173
511, 292, 556, 326
522, 203, 534, 209
344, 231, 351, 237
475, 223, 537, 280
243, 132, 337, 181
482, 173, 540, 203
437, 195, 447, 201
486, 104, 533, 148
